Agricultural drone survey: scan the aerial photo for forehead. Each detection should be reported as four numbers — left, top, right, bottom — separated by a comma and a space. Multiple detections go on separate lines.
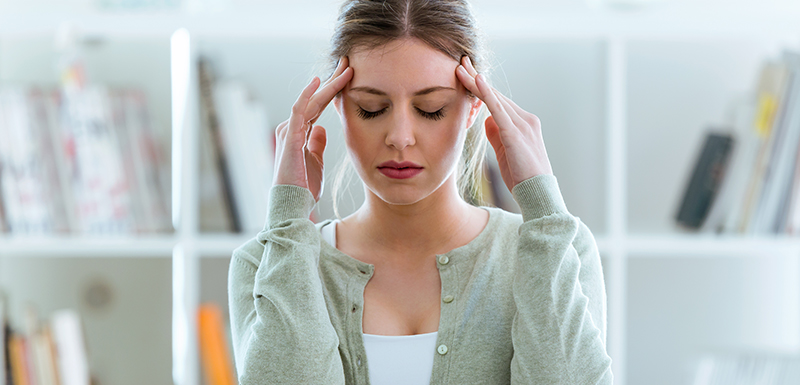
348, 38, 459, 95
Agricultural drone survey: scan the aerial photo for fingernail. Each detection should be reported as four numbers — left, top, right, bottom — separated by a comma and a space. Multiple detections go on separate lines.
466, 56, 473, 66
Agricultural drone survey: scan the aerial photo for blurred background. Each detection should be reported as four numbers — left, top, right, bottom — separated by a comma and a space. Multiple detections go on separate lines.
1, 0, 800, 384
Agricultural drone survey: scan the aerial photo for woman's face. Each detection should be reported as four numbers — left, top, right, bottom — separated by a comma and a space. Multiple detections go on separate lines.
333, 38, 483, 206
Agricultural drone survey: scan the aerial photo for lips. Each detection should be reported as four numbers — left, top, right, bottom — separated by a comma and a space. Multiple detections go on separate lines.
377, 160, 423, 179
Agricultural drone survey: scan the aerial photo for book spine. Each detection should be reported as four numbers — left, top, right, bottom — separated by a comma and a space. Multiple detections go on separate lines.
198, 303, 236, 385
198, 58, 241, 233
676, 132, 735, 229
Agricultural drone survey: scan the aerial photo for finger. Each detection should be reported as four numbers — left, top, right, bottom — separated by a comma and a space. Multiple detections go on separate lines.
275, 120, 289, 142
493, 89, 539, 128
289, 76, 321, 137
475, 73, 516, 137
323, 56, 349, 85
306, 125, 327, 162
456, 65, 482, 99
462, 55, 479, 77
306, 66, 354, 126
484, 115, 503, 155
492, 87, 528, 130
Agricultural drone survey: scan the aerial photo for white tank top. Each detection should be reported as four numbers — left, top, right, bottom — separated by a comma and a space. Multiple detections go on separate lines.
319, 220, 437, 385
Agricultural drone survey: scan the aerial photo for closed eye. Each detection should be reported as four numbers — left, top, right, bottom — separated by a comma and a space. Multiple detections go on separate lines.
356, 107, 385, 120
418, 108, 446, 121
356, 106, 446, 121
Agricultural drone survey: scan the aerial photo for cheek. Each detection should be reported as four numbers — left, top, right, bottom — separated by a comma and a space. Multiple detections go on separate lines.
342, 120, 374, 166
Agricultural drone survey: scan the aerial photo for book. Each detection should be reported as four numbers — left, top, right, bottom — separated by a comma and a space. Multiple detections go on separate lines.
676, 131, 735, 230
750, 51, 800, 234
50, 309, 90, 385
785, 143, 800, 235
212, 81, 273, 234
197, 303, 236, 385
693, 353, 800, 384
0, 87, 66, 235
24, 305, 60, 385
110, 89, 171, 234
8, 334, 31, 385
198, 58, 241, 233
737, 58, 792, 234
701, 96, 758, 234
1, 290, 7, 385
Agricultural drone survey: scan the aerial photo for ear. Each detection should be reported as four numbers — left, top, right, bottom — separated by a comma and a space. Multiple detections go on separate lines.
465, 96, 484, 129
333, 93, 344, 118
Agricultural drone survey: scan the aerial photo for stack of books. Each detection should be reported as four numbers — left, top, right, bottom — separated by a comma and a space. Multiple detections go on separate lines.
197, 57, 276, 233
693, 353, 800, 384
1, 290, 92, 385
0, 86, 171, 236
676, 50, 800, 236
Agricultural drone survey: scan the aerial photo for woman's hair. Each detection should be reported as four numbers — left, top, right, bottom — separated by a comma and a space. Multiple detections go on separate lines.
323, 0, 496, 219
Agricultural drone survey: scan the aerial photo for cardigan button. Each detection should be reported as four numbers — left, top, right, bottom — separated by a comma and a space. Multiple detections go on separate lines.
437, 344, 448, 355
438, 255, 449, 265
442, 295, 454, 303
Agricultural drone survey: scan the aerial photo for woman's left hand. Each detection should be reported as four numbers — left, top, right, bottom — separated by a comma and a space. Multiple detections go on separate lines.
456, 55, 553, 193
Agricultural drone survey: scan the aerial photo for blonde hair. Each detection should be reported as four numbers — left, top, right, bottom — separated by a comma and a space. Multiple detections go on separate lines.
322, 0, 496, 219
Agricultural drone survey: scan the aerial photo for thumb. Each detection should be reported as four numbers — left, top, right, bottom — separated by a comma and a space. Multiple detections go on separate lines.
484, 115, 502, 154
306, 124, 327, 164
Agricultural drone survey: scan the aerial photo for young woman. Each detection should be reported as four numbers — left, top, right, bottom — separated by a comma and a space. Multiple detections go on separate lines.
228, 0, 612, 384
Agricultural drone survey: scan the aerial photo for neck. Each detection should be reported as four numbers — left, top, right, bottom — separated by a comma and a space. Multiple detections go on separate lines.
347, 176, 478, 257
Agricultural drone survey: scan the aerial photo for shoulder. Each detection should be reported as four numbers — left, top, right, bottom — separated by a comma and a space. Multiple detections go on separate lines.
484, 206, 524, 238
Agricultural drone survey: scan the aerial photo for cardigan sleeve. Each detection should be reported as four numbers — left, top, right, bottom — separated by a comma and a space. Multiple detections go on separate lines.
508, 174, 613, 384
227, 184, 345, 384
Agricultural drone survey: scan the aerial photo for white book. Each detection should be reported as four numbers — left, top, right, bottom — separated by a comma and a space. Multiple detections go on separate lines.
0, 87, 52, 235
60, 86, 135, 234
707, 96, 758, 234
785, 144, 800, 234
51, 309, 90, 385
109, 89, 151, 233
737, 59, 792, 234
33, 326, 60, 385
751, 51, 800, 235
30, 88, 73, 234
125, 90, 171, 233
214, 81, 272, 234
42, 89, 79, 233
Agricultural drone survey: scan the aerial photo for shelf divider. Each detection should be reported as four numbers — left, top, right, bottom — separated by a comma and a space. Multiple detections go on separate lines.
606, 35, 628, 385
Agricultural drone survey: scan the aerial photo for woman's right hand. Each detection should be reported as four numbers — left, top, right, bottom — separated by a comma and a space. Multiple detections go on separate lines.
273, 56, 353, 202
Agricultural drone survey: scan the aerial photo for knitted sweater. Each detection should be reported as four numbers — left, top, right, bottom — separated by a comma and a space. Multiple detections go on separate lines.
227, 174, 613, 384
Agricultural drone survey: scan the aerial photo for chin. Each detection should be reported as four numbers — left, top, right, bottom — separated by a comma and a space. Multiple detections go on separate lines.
367, 184, 432, 206
364, 172, 453, 207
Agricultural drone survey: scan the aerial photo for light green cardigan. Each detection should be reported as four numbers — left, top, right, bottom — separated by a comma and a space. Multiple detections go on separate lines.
228, 174, 613, 384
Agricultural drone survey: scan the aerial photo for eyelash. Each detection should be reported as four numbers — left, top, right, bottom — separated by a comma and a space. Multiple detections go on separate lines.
356, 107, 446, 121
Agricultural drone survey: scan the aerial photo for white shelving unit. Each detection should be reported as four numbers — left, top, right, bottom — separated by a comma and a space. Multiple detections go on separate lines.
2, 3, 800, 385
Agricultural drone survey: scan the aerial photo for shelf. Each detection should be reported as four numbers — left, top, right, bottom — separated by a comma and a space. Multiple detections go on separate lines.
195, 233, 255, 257
1, 5, 799, 40
2, 233, 797, 259
627, 234, 800, 257
0, 233, 257, 258
0, 234, 177, 257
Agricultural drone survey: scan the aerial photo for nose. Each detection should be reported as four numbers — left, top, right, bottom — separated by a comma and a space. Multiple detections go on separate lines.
385, 106, 416, 151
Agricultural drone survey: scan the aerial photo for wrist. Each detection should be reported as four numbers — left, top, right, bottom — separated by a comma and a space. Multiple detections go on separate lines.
511, 174, 569, 222
265, 184, 317, 229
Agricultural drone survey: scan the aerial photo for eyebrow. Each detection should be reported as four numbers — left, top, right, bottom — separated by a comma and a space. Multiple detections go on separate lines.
349, 86, 456, 96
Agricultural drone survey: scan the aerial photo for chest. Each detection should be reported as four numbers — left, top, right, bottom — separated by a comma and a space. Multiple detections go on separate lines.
350, 249, 443, 335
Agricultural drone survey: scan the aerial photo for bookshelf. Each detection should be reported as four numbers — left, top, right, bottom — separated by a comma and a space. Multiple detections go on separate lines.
2, 3, 800, 385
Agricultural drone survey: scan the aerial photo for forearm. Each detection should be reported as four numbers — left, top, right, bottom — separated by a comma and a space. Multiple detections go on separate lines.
509, 175, 612, 384
227, 184, 344, 384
